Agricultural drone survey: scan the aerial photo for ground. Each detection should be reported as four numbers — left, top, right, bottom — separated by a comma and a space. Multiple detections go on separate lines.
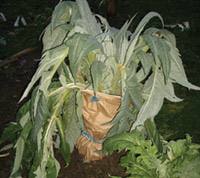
0, 0, 200, 178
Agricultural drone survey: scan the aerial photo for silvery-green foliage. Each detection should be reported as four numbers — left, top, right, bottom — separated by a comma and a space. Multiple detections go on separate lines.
1, 0, 199, 177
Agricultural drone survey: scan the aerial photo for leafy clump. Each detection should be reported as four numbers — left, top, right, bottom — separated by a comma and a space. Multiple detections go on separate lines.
104, 130, 200, 178
0, 0, 199, 177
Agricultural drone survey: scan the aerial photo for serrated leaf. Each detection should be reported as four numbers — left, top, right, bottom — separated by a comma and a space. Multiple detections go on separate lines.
32, 88, 71, 178
169, 46, 200, 90
131, 67, 182, 130
10, 117, 32, 177
163, 79, 183, 102
131, 69, 163, 130
31, 91, 50, 142
20, 45, 69, 102
104, 131, 143, 154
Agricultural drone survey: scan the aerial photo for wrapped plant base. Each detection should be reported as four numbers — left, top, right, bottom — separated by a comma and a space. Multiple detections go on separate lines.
76, 90, 121, 161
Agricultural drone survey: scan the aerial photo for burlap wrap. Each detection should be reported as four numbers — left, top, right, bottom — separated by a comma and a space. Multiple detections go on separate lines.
76, 90, 121, 161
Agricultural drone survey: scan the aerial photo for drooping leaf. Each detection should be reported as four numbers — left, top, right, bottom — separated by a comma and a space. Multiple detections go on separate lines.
63, 91, 82, 152
66, 33, 102, 80
31, 88, 72, 178
169, 46, 200, 90
132, 69, 178, 130
138, 50, 154, 75
76, 0, 101, 35
31, 91, 50, 142
125, 12, 164, 64
159, 29, 176, 47
42, 24, 72, 53
56, 119, 71, 164
143, 28, 171, 81
20, 45, 69, 102
51, 1, 76, 29
162, 79, 183, 102
132, 66, 183, 131
10, 116, 32, 177
131, 69, 164, 130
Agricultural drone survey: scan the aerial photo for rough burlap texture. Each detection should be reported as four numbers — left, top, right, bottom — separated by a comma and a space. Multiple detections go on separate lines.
76, 90, 121, 161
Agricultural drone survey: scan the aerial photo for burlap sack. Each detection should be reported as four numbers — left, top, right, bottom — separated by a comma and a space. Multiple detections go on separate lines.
76, 89, 121, 161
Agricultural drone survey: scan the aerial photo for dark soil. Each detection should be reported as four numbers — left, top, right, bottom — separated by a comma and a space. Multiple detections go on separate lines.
0, 0, 200, 178
58, 150, 126, 178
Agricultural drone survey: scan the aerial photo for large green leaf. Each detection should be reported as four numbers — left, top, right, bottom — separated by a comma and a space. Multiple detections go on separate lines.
31, 91, 50, 142
143, 28, 171, 81
63, 91, 82, 152
169, 45, 200, 90
131, 68, 182, 130
42, 24, 72, 53
51, 1, 76, 29
104, 131, 144, 154
76, 0, 101, 35
10, 114, 32, 178
66, 33, 102, 80
114, 17, 134, 64
90, 60, 106, 93
20, 45, 69, 102
30, 88, 73, 178
56, 118, 71, 165
125, 12, 163, 65
42, 1, 79, 52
